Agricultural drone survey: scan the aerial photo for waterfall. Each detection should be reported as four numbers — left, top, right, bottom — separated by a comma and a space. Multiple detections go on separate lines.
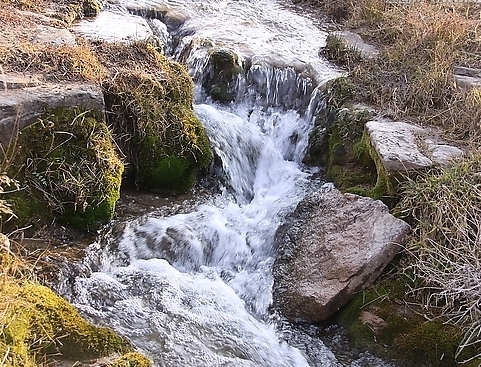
65, 1, 395, 366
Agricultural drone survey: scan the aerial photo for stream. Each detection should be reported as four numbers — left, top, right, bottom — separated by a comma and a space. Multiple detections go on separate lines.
60, 1, 396, 366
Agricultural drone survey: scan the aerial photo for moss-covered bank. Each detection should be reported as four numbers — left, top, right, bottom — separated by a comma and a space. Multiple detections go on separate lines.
99, 41, 213, 193
3, 106, 123, 231
306, 77, 399, 203
0, 250, 146, 367
331, 274, 480, 367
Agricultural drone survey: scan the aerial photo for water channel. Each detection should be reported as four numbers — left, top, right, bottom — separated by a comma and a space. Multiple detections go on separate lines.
60, 1, 397, 366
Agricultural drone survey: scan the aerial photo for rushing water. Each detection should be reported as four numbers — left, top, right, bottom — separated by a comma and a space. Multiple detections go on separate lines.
66, 1, 396, 366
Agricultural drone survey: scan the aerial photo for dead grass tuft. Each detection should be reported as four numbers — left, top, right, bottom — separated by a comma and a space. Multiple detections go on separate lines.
399, 151, 481, 362
0, 40, 106, 83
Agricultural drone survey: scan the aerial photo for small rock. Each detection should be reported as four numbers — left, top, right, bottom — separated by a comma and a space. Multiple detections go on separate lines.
0, 233, 10, 252
331, 31, 380, 60
34, 25, 77, 46
360, 311, 386, 332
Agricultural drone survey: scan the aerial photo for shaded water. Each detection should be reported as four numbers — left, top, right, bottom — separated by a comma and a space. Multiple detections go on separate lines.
65, 1, 396, 366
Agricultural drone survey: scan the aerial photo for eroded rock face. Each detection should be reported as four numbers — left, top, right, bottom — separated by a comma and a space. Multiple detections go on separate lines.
272, 184, 411, 322
0, 79, 104, 148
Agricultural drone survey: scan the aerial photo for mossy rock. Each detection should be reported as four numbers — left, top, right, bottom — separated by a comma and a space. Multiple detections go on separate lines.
112, 352, 152, 367
320, 106, 381, 198
1, 278, 132, 366
333, 275, 480, 367
6, 106, 123, 231
103, 42, 212, 193
57, 0, 103, 24
204, 49, 243, 103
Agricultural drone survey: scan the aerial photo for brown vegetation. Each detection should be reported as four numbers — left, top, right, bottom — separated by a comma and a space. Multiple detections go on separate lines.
314, 0, 481, 363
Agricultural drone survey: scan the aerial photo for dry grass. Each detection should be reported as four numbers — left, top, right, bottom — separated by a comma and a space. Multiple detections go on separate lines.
0, 4, 106, 83
0, 41, 106, 83
319, 0, 481, 145
316, 0, 481, 361
399, 152, 481, 362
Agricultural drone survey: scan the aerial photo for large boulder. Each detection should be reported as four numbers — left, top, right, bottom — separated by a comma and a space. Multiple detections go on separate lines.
272, 184, 411, 322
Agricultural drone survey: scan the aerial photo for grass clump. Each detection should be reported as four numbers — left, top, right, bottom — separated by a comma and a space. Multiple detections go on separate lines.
99, 41, 213, 193
398, 151, 481, 363
0, 41, 106, 83
5, 106, 123, 231
320, 34, 362, 69
313, 0, 481, 144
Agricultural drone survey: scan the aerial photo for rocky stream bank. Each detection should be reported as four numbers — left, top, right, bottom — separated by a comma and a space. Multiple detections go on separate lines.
0, 0, 476, 366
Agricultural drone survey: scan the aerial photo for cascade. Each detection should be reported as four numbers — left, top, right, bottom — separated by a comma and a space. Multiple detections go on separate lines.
64, 1, 396, 366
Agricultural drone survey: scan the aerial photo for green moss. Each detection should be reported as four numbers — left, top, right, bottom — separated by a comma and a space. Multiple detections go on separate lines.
8, 106, 123, 231
335, 275, 479, 367
322, 107, 379, 196
205, 49, 243, 103
112, 352, 152, 367
1, 279, 132, 366
22, 283, 131, 359
104, 43, 212, 193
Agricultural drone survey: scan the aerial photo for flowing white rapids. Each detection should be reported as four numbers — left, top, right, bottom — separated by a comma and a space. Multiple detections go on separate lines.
71, 101, 336, 366
66, 1, 396, 366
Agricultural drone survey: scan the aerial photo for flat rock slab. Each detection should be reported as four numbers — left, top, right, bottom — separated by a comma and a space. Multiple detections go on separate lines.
365, 120, 463, 173
273, 184, 411, 322
0, 82, 104, 148
0, 73, 43, 90
73, 10, 154, 43
33, 25, 77, 46
331, 31, 379, 59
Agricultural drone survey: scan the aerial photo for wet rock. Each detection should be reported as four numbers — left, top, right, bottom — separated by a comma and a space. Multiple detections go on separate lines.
0, 79, 104, 148
204, 49, 243, 103
72, 10, 154, 43
272, 184, 411, 322
365, 119, 464, 174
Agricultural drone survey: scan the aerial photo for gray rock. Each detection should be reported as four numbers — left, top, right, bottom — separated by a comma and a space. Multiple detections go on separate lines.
331, 31, 380, 60
0, 73, 43, 90
273, 184, 411, 322
34, 25, 77, 46
454, 74, 481, 90
0, 81, 104, 148
365, 119, 463, 175
365, 120, 433, 172
454, 66, 481, 91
